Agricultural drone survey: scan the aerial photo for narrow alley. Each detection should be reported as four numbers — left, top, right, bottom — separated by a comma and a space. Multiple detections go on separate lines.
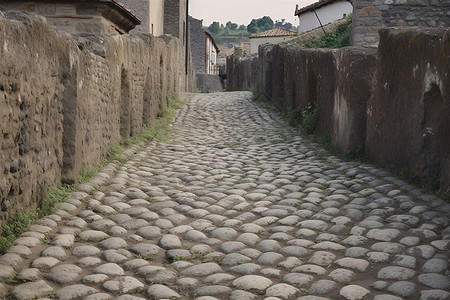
2, 92, 448, 300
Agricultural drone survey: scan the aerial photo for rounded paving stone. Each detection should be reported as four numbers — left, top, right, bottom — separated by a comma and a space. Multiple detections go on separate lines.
130, 243, 162, 259
257, 252, 284, 265
184, 230, 208, 241
47, 264, 82, 284
232, 275, 273, 291
418, 273, 449, 289
328, 268, 355, 283
147, 284, 180, 299
194, 285, 232, 297
98, 237, 127, 249
93, 263, 125, 276
308, 279, 337, 294
72, 245, 100, 257
41, 246, 67, 259
283, 273, 314, 287
136, 226, 162, 239
378, 266, 415, 280
10, 280, 54, 300
265, 283, 300, 298
386, 281, 417, 297
339, 285, 371, 300
158, 234, 182, 249
31, 257, 60, 269
237, 233, 261, 246
210, 228, 238, 240
307, 251, 336, 266
82, 274, 109, 284
54, 284, 98, 300
103, 276, 145, 293
229, 263, 261, 275
181, 263, 222, 276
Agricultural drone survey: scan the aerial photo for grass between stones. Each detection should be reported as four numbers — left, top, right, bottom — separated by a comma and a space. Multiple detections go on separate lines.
0, 93, 185, 254
0, 184, 74, 254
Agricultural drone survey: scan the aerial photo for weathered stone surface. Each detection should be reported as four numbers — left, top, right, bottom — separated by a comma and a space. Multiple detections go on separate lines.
181, 263, 222, 276
266, 283, 300, 298
10, 280, 54, 300
340, 285, 371, 300
47, 264, 82, 284
54, 284, 98, 300
147, 284, 180, 299
232, 275, 273, 291
103, 276, 145, 293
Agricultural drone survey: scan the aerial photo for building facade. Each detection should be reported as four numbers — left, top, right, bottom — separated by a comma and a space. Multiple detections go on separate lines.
119, 0, 149, 34
149, 0, 164, 35
0, 0, 140, 34
190, 17, 219, 75
295, 0, 352, 34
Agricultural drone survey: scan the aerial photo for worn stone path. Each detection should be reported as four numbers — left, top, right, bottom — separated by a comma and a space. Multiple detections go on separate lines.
0, 91, 449, 300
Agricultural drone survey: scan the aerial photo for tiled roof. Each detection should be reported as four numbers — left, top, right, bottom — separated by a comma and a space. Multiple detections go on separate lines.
249, 27, 298, 39
295, 0, 350, 16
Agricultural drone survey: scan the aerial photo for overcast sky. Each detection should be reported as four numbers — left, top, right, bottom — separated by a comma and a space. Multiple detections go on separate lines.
189, 0, 317, 27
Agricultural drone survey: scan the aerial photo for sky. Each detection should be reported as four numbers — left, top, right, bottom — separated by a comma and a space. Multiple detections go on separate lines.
189, 0, 317, 27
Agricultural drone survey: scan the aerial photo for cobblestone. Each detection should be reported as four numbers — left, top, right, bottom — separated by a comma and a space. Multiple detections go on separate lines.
0, 92, 448, 299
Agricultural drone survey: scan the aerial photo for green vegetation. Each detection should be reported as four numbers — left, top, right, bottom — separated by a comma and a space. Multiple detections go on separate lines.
301, 102, 320, 134
295, 15, 352, 48
206, 16, 296, 46
0, 184, 74, 254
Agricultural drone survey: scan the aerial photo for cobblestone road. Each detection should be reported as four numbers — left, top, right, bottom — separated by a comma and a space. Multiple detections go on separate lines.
1, 92, 449, 300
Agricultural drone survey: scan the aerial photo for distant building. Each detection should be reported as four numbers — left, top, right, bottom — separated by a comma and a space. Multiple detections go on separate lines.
190, 17, 219, 75
119, 0, 149, 34
249, 27, 298, 54
149, 0, 164, 36
0, 0, 140, 34
295, 0, 352, 34
120, 0, 163, 35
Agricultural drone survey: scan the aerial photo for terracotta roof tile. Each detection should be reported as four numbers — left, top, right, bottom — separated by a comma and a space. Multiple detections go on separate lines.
249, 27, 298, 39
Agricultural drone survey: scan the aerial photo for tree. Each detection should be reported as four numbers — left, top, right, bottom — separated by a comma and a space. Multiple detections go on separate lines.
256, 16, 274, 31
208, 21, 220, 34
238, 25, 247, 31
275, 19, 294, 30
226, 21, 238, 30
247, 19, 259, 34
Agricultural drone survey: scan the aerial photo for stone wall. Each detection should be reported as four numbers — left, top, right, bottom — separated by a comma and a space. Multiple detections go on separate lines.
352, 0, 450, 47
366, 28, 450, 193
227, 27, 449, 193
0, 11, 193, 227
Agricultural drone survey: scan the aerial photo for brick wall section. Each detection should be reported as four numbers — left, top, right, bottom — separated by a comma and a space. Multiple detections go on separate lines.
190, 17, 206, 74
0, 11, 194, 228
352, 0, 450, 47
227, 27, 450, 193
120, 0, 149, 34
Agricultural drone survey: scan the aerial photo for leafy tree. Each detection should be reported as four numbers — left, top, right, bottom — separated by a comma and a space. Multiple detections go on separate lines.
238, 25, 247, 31
208, 21, 220, 34
226, 21, 238, 30
275, 19, 294, 30
247, 19, 259, 34
256, 16, 274, 31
